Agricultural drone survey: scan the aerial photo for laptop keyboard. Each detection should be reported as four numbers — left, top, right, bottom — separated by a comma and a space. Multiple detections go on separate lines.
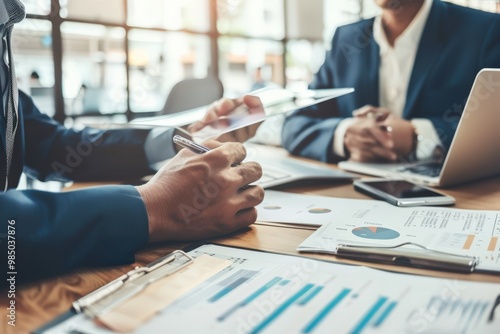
256, 167, 291, 185
399, 162, 443, 177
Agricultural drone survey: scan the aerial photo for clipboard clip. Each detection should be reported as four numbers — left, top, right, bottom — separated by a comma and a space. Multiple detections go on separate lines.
73, 250, 194, 317
336, 242, 479, 273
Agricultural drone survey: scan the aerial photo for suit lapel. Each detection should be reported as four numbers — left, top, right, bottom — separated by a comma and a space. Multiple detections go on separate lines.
363, 20, 380, 107
404, 0, 447, 118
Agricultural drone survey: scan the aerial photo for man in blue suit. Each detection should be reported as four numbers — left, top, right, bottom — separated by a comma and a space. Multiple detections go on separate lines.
282, 0, 500, 163
0, 0, 264, 286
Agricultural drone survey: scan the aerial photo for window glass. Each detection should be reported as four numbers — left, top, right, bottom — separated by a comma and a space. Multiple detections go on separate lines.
128, 29, 211, 113
217, 0, 285, 39
61, 22, 127, 114
218, 37, 284, 96
23, 0, 52, 15
60, 0, 125, 24
12, 19, 55, 116
285, 40, 324, 92
127, 0, 210, 31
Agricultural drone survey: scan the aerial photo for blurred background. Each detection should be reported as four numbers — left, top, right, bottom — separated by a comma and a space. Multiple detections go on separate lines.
13, 0, 500, 127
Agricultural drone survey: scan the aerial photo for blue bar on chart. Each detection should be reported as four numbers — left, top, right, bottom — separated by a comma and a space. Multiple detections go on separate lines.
208, 269, 258, 303
217, 277, 283, 321
250, 283, 315, 334
302, 288, 351, 334
351, 296, 388, 334
297, 286, 324, 306
373, 301, 397, 327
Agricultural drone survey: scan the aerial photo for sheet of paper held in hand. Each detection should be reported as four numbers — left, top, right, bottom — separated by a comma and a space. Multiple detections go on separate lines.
130, 87, 354, 140
44, 244, 500, 333
256, 191, 500, 273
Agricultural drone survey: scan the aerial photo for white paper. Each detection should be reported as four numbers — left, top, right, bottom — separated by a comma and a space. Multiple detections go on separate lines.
292, 192, 500, 272
46, 244, 500, 333
257, 190, 385, 227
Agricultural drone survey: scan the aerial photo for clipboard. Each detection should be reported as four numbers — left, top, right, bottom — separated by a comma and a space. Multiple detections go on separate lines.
35, 247, 230, 333
33, 250, 194, 334
72, 250, 194, 317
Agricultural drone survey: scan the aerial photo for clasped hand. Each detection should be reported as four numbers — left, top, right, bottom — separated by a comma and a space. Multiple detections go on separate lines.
344, 105, 415, 162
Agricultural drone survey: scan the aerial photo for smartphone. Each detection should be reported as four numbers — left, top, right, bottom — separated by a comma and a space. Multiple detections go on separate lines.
353, 179, 455, 207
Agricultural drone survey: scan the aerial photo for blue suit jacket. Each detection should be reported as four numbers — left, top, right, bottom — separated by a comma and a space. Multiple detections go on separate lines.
0, 92, 153, 286
282, 0, 500, 162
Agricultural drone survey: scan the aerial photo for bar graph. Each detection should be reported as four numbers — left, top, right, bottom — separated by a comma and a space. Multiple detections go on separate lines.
297, 286, 324, 306
302, 288, 351, 333
373, 301, 398, 327
207, 269, 258, 303
217, 276, 283, 321
351, 296, 389, 334
251, 283, 315, 334
56, 244, 500, 334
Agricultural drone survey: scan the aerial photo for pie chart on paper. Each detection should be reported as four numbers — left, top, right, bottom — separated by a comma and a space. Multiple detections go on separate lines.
352, 226, 400, 240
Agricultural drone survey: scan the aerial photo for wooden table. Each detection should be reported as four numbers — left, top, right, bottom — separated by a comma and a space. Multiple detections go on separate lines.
1, 169, 500, 333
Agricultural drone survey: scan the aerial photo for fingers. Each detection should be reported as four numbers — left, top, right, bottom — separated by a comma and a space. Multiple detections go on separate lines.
349, 144, 397, 162
233, 207, 258, 229
243, 95, 264, 114
366, 124, 394, 149
188, 120, 205, 133
352, 105, 376, 117
233, 161, 263, 187
345, 119, 397, 162
189, 96, 263, 135
233, 186, 265, 227
352, 105, 391, 122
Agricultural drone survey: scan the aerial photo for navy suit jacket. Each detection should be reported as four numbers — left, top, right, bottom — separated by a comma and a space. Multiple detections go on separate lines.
0, 91, 153, 286
282, 0, 500, 163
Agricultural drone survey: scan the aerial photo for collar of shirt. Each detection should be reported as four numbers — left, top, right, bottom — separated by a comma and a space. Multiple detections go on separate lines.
374, 0, 433, 117
373, 0, 433, 57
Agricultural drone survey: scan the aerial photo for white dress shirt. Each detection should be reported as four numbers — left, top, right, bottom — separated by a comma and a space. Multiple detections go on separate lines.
334, 0, 442, 160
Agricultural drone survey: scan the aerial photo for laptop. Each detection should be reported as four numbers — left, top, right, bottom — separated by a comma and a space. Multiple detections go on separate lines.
338, 68, 500, 188
244, 143, 357, 188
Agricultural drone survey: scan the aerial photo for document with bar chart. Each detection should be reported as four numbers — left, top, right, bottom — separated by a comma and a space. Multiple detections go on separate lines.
294, 199, 500, 273
47, 245, 500, 334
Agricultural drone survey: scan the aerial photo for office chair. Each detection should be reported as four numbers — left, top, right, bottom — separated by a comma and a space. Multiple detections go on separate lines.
161, 76, 224, 115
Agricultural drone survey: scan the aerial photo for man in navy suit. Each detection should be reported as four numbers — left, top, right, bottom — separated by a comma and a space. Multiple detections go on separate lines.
282, 0, 500, 163
0, 0, 264, 285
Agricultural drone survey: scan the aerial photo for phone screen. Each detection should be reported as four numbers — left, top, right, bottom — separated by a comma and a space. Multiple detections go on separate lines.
364, 180, 442, 198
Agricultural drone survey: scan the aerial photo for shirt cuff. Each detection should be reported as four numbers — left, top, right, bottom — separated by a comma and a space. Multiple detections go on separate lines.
144, 127, 178, 168
411, 119, 442, 160
333, 117, 356, 158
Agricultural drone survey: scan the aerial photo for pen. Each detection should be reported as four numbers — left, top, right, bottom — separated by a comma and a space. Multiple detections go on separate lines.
173, 134, 211, 154
336, 243, 478, 273
173, 134, 253, 188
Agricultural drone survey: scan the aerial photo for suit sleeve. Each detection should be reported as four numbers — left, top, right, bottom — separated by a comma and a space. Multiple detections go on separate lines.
281, 33, 345, 163
20, 91, 156, 182
0, 185, 149, 286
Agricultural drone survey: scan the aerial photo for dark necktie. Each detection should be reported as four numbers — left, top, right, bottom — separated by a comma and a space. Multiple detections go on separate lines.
3, 0, 24, 191
4, 25, 17, 190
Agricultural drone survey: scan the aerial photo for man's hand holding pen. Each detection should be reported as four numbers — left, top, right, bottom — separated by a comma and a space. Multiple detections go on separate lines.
344, 105, 416, 162
137, 139, 264, 243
